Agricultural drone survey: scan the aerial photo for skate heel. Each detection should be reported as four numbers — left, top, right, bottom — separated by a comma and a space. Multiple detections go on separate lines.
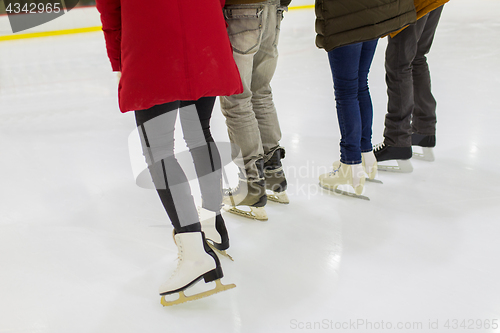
378, 159, 413, 173
267, 178, 287, 192
203, 266, 223, 283
253, 193, 268, 207
413, 147, 435, 162
354, 184, 364, 195
365, 164, 377, 180
362, 151, 378, 180
249, 207, 268, 221
268, 191, 290, 204
210, 238, 229, 251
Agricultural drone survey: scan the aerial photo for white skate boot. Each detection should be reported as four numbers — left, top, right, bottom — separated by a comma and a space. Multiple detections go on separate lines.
361, 151, 382, 183
159, 232, 235, 307
198, 208, 233, 261
319, 161, 368, 200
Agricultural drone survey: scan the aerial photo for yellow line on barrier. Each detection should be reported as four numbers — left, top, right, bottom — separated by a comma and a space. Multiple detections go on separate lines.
0, 4, 314, 42
0, 26, 102, 41
289, 4, 314, 10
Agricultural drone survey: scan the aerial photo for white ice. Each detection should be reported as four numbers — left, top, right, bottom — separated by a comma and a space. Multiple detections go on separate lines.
1, 1, 500, 332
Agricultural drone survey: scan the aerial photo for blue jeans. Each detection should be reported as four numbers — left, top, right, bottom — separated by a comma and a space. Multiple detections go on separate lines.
328, 39, 378, 165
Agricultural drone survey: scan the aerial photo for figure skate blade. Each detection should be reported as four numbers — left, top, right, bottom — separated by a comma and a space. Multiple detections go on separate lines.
161, 279, 236, 307
223, 205, 268, 221
320, 183, 370, 201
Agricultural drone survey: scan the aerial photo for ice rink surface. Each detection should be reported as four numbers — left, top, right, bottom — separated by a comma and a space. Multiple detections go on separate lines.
1, 1, 500, 332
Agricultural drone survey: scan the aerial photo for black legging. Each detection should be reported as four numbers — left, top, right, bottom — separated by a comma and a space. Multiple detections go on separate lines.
134, 97, 223, 233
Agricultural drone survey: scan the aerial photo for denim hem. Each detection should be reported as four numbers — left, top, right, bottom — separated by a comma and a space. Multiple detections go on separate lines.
360, 149, 372, 153
340, 159, 362, 165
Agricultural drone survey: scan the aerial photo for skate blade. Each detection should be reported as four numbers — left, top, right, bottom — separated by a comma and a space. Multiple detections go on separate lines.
412, 147, 435, 162
267, 191, 290, 204
320, 184, 370, 201
366, 178, 383, 184
161, 279, 236, 307
207, 242, 234, 261
377, 159, 413, 173
333, 189, 370, 201
223, 205, 268, 221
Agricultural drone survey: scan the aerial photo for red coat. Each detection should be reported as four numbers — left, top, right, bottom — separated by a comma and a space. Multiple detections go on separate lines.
97, 0, 243, 112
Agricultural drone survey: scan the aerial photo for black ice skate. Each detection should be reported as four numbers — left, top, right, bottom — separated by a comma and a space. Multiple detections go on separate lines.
412, 133, 436, 161
264, 147, 289, 204
373, 142, 413, 173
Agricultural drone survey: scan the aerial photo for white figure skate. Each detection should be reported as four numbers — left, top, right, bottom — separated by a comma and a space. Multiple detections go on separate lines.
361, 150, 382, 183
160, 232, 235, 307
319, 161, 368, 200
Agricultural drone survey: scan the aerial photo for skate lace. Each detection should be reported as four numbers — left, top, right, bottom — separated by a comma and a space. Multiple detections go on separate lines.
169, 247, 183, 278
223, 185, 238, 196
328, 165, 340, 176
223, 176, 246, 196
373, 142, 385, 152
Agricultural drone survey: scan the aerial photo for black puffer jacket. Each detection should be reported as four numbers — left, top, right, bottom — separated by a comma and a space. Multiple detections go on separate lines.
315, 0, 416, 51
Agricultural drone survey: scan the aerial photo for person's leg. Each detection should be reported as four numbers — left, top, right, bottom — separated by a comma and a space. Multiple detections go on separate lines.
251, 0, 283, 158
411, 6, 443, 136
320, 43, 366, 197
384, 16, 428, 147
179, 97, 222, 212
220, 3, 269, 220
357, 39, 379, 179
251, 1, 288, 203
358, 39, 378, 154
220, 3, 265, 182
140, 102, 232, 305
135, 102, 201, 233
328, 42, 363, 165
179, 97, 229, 251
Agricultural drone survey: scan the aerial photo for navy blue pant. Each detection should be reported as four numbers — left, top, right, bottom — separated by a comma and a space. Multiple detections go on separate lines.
328, 39, 378, 165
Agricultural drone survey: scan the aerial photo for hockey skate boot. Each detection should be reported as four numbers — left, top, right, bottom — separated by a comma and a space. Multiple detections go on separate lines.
223, 178, 268, 221
160, 232, 235, 307
373, 142, 413, 173
198, 207, 233, 261
412, 133, 435, 162
264, 147, 289, 204
319, 161, 368, 200
361, 150, 381, 183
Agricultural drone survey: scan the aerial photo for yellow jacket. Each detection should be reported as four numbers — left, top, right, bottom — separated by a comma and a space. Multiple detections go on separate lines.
390, 0, 449, 37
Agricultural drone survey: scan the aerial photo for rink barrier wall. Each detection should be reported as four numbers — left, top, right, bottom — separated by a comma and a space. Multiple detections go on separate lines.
0, 26, 102, 41
0, 4, 314, 42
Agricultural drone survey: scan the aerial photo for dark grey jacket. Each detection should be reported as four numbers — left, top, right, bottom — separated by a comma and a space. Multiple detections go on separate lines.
315, 0, 416, 51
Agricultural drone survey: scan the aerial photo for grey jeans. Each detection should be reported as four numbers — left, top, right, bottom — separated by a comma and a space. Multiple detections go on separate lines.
220, 0, 285, 181
383, 6, 444, 147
